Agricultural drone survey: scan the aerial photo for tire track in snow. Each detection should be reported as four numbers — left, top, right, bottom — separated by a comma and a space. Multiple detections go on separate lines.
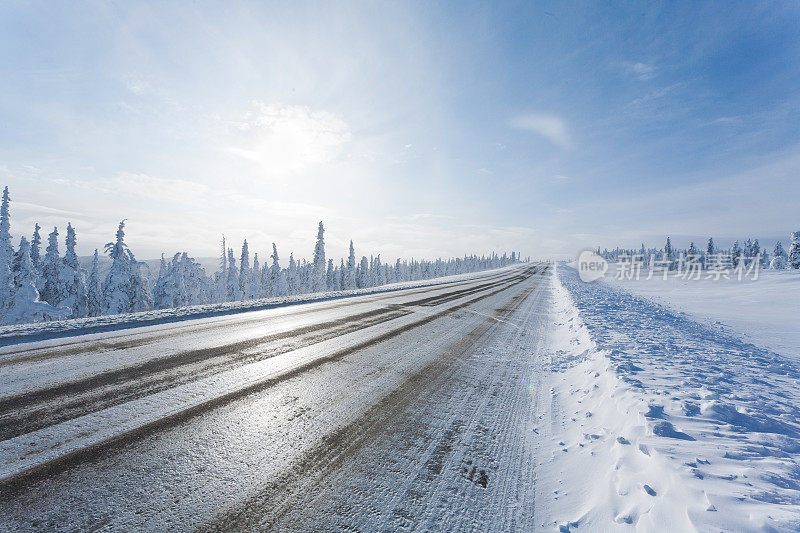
203, 267, 549, 531
0, 269, 530, 441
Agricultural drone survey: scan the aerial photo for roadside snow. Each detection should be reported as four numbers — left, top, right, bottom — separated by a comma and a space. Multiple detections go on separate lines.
541, 265, 800, 531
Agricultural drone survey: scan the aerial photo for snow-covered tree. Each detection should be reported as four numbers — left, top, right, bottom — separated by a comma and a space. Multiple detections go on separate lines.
2, 236, 68, 325
664, 236, 674, 269
750, 239, 763, 267
0, 186, 12, 260
226, 248, 238, 301
102, 220, 134, 314
287, 253, 298, 295
731, 240, 742, 266
129, 261, 153, 312
239, 239, 251, 300
771, 241, 788, 270
299, 258, 311, 294
358, 256, 369, 288
251, 252, 262, 298
41, 227, 64, 306
789, 231, 800, 269
339, 258, 346, 290
345, 240, 357, 290
326, 258, 337, 291
86, 249, 102, 317
59, 222, 88, 318
312, 221, 326, 292
214, 235, 228, 303
269, 243, 287, 297
30, 223, 42, 273
153, 252, 210, 309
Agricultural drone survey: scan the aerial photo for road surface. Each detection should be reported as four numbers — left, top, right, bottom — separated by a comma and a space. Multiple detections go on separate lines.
0, 264, 553, 531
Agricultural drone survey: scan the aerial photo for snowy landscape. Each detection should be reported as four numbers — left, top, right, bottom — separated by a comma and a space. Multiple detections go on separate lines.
3, 2, 800, 532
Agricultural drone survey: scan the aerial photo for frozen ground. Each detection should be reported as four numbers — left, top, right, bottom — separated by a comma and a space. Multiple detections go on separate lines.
605, 266, 800, 360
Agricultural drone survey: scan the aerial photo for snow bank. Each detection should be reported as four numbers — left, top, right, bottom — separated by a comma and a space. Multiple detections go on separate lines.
540, 265, 800, 531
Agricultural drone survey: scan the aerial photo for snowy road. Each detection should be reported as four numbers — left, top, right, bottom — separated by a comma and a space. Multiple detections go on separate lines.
0, 264, 552, 531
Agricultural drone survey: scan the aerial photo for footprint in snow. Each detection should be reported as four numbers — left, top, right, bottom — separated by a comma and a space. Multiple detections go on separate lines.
652, 421, 694, 440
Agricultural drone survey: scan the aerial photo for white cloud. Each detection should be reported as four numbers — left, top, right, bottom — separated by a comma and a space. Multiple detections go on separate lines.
226, 102, 352, 177
624, 61, 657, 81
509, 113, 571, 149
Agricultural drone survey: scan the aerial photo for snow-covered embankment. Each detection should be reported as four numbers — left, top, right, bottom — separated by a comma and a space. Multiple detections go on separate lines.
538, 265, 800, 531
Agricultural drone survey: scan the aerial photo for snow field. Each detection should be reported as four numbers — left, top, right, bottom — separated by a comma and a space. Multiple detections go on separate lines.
605, 267, 800, 360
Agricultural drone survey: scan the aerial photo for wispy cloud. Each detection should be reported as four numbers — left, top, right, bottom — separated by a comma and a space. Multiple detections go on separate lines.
509, 113, 571, 149
623, 61, 657, 81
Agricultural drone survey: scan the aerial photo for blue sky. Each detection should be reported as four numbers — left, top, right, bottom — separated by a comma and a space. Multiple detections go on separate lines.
1, 1, 799, 261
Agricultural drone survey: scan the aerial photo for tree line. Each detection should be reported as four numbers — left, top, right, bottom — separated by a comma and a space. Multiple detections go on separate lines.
598, 234, 800, 270
0, 187, 523, 325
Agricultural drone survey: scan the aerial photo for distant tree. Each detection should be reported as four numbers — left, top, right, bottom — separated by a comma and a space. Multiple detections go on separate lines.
30, 223, 42, 272
0, 187, 15, 312
326, 258, 337, 291
358, 256, 369, 288
239, 239, 251, 300
270, 243, 287, 297
299, 259, 311, 294
59, 222, 88, 318
750, 239, 762, 266
251, 252, 262, 298
86, 249, 102, 316
2, 236, 68, 325
706, 237, 715, 261
312, 222, 326, 292
664, 236, 674, 270
41, 227, 64, 306
789, 232, 800, 269
731, 241, 742, 266
226, 248, 238, 301
102, 221, 133, 314
215, 235, 227, 303
771, 241, 788, 270
154, 252, 210, 309
287, 253, 298, 295
339, 258, 346, 290
345, 240, 357, 290
0, 186, 12, 259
